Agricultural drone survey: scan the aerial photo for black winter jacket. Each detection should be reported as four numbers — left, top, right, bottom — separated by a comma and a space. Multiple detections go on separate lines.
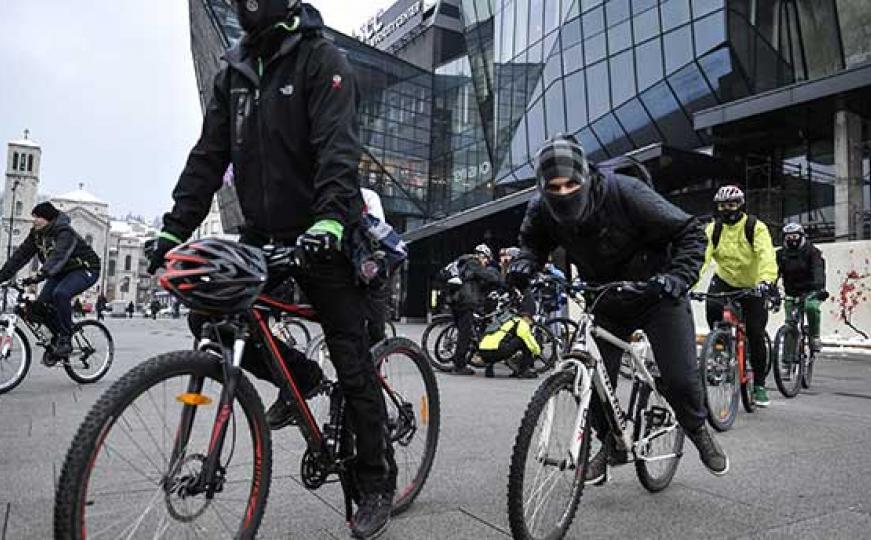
163, 4, 363, 242
450, 255, 502, 311
518, 173, 706, 317
0, 213, 101, 281
776, 243, 826, 297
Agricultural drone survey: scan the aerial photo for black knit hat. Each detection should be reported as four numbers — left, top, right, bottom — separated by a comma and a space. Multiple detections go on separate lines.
31, 202, 60, 221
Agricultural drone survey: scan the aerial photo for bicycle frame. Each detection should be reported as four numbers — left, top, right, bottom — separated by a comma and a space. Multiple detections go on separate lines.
719, 301, 751, 386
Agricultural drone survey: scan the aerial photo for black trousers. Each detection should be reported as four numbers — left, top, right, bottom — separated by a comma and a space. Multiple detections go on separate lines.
190, 255, 394, 493
365, 279, 389, 345
591, 297, 707, 441
705, 275, 768, 387
479, 335, 533, 372
450, 307, 474, 369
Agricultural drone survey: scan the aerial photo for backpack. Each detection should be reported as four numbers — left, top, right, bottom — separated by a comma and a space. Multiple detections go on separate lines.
711, 215, 757, 249
484, 310, 516, 335
349, 213, 408, 286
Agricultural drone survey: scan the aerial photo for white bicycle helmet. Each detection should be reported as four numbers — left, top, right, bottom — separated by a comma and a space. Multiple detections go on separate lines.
714, 185, 745, 205
474, 244, 492, 260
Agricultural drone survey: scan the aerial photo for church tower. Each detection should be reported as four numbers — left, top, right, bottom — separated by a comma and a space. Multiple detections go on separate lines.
2, 130, 41, 263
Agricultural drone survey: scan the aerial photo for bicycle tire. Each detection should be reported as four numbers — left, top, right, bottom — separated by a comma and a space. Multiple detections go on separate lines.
420, 315, 454, 372
386, 320, 397, 339
272, 317, 311, 350
0, 326, 31, 394
772, 325, 803, 398
543, 317, 578, 354
634, 381, 685, 492
373, 338, 440, 515
507, 367, 589, 540
55, 351, 272, 540
699, 328, 739, 432
64, 320, 114, 384
529, 323, 558, 373
427, 321, 457, 373
763, 332, 773, 378
802, 338, 815, 389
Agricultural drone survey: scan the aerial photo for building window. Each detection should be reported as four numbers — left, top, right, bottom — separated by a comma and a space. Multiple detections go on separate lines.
15, 201, 22, 216
108, 260, 116, 276
12, 153, 18, 171
19, 154, 27, 172
27, 155, 33, 172
120, 277, 130, 293
124, 255, 132, 271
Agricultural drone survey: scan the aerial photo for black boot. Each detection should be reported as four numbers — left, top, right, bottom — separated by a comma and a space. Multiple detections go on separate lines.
265, 398, 300, 430
350, 490, 393, 539
54, 335, 73, 358
687, 424, 729, 476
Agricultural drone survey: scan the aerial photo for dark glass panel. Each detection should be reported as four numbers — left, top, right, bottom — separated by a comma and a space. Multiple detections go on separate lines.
635, 37, 663, 91
668, 62, 717, 113
609, 49, 635, 106
592, 113, 633, 156
693, 9, 725, 56
586, 61, 610, 120
639, 81, 700, 148
614, 98, 660, 147
664, 25, 693, 74
545, 81, 567, 135
564, 69, 588, 129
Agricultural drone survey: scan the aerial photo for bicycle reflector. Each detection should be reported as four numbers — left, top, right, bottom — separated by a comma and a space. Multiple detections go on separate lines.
176, 393, 213, 406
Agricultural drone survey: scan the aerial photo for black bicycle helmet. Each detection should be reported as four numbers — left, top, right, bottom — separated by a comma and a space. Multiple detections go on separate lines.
159, 238, 268, 314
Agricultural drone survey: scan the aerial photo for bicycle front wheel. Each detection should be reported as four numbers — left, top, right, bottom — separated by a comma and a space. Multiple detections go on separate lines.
55, 351, 272, 540
0, 326, 31, 395
374, 338, 440, 515
634, 381, 684, 492
64, 320, 114, 384
802, 342, 815, 389
422, 317, 457, 372
699, 328, 739, 431
772, 325, 803, 398
508, 367, 589, 540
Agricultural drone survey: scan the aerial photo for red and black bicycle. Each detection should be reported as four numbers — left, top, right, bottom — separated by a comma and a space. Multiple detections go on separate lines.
54, 241, 440, 539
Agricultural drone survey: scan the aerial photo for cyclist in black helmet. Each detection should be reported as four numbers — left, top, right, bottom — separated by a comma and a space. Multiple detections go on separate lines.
777, 223, 827, 352
146, 2, 393, 536
508, 134, 729, 483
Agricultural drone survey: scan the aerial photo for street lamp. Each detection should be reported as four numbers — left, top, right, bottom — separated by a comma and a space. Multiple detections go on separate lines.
5, 179, 21, 261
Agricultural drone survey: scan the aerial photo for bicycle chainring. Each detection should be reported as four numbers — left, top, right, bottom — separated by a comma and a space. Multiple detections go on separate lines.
300, 449, 330, 490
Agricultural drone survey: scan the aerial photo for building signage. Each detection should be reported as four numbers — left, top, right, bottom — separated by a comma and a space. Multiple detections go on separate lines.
453, 161, 492, 183
354, 1, 425, 47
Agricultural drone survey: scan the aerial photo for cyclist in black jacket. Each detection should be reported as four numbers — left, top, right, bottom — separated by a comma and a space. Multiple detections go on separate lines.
447, 246, 501, 375
508, 134, 728, 483
776, 223, 828, 351
0, 202, 100, 361
146, 2, 393, 537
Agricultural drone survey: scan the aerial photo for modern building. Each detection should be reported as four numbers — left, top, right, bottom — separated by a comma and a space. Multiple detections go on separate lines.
189, 0, 870, 318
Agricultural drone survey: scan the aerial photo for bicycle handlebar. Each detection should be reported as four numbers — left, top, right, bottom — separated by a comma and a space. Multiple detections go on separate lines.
688, 289, 762, 302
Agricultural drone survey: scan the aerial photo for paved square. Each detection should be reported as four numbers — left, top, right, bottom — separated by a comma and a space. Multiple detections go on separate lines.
1, 318, 870, 539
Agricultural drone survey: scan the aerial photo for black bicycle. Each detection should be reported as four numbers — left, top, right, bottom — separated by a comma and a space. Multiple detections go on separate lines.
54, 244, 440, 538
0, 282, 114, 394
772, 291, 825, 396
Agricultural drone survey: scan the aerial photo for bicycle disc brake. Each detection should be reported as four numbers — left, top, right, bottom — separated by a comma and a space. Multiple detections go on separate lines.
164, 454, 217, 522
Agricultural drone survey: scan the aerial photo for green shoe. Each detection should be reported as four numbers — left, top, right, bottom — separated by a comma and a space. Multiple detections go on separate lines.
753, 385, 770, 407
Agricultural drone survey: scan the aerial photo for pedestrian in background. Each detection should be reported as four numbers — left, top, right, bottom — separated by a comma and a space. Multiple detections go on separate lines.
96, 293, 107, 321
126, 301, 135, 319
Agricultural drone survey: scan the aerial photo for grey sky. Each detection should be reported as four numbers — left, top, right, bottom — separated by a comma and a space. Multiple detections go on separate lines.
0, 0, 393, 220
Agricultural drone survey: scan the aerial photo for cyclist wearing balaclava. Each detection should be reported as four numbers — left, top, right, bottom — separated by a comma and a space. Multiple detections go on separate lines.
508, 134, 729, 484
700, 185, 778, 407
147, 2, 394, 537
776, 223, 828, 351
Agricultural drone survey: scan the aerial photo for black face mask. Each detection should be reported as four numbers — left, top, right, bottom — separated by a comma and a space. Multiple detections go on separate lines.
235, 0, 296, 35
784, 236, 804, 250
718, 208, 743, 225
543, 186, 591, 225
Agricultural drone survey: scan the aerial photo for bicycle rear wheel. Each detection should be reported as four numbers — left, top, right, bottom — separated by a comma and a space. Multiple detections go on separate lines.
772, 325, 803, 398
0, 326, 31, 395
373, 338, 440, 515
429, 321, 458, 372
271, 317, 311, 350
55, 351, 272, 539
543, 317, 578, 354
530, 323, 558, 373
634, 381, 684, 492
802, 342, 815, 389
508, 367, 589, 540
699, 328, 739, 431
64, 320, 114, 384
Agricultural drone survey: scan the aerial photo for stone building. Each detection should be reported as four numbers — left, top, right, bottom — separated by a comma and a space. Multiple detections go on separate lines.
1, 131, 41, 279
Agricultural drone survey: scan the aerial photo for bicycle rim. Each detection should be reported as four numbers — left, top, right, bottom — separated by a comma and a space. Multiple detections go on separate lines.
375, 338, 440, 515
701, 330, 738, 431
429, 323, 457, 371
65, 321, 114, 383
772, 326, 802, 398
508, 369, 588, 540
531, 324, 558, 373
55, 353, 271, 539
0, 327, 30, 393
634, 383, 684, 492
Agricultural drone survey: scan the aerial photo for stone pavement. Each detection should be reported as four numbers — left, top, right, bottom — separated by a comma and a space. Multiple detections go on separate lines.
1, 318, 870, 539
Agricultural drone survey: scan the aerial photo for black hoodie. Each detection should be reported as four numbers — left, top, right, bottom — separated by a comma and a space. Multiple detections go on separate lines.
162, 3, 363, 243
0, 213, 101, 281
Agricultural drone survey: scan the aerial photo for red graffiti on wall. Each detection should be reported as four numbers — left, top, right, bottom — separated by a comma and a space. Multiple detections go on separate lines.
836, 253, 870, 338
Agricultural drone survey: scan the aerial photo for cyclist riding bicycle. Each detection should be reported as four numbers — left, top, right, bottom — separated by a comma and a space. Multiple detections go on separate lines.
701, 185, 778, 407
145, 2, 394, 537
0, 202, 100, 363
477, 294, 541, 379
446, 244, 501, 375
508, 134, 728, 483
776, 223, 828, 352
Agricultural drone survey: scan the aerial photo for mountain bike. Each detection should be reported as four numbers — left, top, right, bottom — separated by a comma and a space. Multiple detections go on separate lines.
772, 291, 824, 396
507, 282, 684, 540
0, 282, 114, 394
54, 245, 440, 539
690, 289, 772, 432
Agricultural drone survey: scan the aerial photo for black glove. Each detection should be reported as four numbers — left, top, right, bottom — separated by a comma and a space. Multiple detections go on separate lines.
815, 290, 830, 301
146, 235, 180, 275
648, 274, 688, 299
506, 259, 536, 289
296, 230, 340, 262
755, 281, 776, 297
21, 273, 46, 286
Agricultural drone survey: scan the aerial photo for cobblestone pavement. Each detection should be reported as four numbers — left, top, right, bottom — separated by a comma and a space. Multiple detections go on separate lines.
1, 318, 870, 539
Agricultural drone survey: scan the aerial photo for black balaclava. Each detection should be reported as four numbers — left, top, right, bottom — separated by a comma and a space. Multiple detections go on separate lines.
784, 235, 806, 250
235, 0, 299, 43
535, 134, 595, 224
718, 205, 744, 225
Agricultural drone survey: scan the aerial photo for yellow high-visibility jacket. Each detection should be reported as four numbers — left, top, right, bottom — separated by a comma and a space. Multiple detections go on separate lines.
479, 317, 541, 357
701, 215, 778, 288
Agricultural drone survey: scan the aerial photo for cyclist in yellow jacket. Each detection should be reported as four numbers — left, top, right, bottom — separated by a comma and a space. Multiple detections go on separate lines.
478, 296, 541, 379
701, 185, 778, 406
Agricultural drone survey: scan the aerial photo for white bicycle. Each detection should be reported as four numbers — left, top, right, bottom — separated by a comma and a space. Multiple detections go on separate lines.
507, 281, 685, 540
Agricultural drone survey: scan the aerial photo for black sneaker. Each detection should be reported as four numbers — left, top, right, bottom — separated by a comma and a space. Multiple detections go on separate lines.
266, 398, 300, 430
584, 446, 609, 486
350, 491, 393, 539
54, 335, 72, 358
484, 364, 495, 378
516, 369, 538, 379
687, 424, 729, 476
452, 366, 475, 376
